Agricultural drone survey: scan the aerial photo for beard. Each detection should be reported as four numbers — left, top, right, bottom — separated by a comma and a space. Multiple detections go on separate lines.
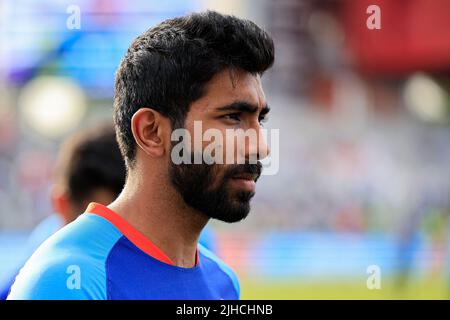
169, 156, 262, 223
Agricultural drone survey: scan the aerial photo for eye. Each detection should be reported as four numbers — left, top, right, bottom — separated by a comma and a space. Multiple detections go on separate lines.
259, 114, 268, 125
223, 113, 242, 122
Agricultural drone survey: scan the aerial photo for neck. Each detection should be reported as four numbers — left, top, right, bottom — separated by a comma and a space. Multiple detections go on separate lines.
108, 164, 209, 268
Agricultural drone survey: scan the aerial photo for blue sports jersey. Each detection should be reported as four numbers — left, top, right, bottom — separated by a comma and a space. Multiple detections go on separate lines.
0, 215, 63, 300
7, 203, 240, 300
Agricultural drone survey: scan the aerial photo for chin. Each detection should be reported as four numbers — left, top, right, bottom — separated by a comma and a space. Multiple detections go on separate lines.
211, 200, 252, 223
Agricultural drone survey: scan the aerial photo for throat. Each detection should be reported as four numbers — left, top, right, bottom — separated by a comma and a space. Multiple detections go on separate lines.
107, 189, 207, 268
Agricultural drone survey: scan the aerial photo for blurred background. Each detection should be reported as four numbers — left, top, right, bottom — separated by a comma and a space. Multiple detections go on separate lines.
1, 0, 450, 299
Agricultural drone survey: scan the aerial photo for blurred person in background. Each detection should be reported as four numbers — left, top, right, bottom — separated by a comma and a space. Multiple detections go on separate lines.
0, 124, 126, 299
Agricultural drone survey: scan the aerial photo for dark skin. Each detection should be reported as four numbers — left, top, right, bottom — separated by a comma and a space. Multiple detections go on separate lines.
109, 68, 270, 268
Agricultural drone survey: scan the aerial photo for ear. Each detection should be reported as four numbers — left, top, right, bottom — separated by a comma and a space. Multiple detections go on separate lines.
50, 186, 72, 224
131, 108, 168, 158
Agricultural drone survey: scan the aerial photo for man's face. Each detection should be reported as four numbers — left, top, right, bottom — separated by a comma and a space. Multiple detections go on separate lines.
169, 68, 270, 223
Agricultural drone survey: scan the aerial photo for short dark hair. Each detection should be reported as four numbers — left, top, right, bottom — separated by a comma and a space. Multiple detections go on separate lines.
113, 10, 274, 167
55, 124, 126, 207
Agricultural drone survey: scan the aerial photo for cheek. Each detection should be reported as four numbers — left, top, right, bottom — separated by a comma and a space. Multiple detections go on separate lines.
222, 135, 235, 162
207, 164, 230, 189
197, 122, 229, 162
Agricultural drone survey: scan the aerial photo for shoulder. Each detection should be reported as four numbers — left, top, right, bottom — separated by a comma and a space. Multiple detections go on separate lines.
198, 243, 240, 298
8, 214, 122, 300
26, 214, 63, 253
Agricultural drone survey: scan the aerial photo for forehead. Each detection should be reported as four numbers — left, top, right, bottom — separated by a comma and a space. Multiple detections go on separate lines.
190, 68, 267, 112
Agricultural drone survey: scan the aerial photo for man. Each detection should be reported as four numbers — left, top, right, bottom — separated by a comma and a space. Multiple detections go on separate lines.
0, 124, 126, 299
8, 11, 274, 300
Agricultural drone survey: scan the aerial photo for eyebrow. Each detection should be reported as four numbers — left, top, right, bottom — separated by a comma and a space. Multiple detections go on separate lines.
217, 101, 270, 116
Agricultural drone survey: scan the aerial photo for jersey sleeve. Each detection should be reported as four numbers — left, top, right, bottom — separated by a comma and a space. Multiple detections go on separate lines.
7, 213, 123, 300
7, 254, 107, 300
198, 243, 241, 299
220, 261, 240, 299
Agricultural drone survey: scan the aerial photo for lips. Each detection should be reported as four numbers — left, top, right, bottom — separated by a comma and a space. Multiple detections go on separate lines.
231, 172, 259, 182
224, 163, 262, 193
229, 172, 259, 193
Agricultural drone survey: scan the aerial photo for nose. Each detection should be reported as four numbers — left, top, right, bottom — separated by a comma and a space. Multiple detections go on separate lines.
246, 125, 270, 163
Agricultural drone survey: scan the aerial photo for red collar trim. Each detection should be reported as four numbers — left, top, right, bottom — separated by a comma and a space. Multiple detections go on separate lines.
85, 202, 199, 266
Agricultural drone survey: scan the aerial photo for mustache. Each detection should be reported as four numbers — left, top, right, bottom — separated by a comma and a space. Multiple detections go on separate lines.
223, 162, 263, 182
